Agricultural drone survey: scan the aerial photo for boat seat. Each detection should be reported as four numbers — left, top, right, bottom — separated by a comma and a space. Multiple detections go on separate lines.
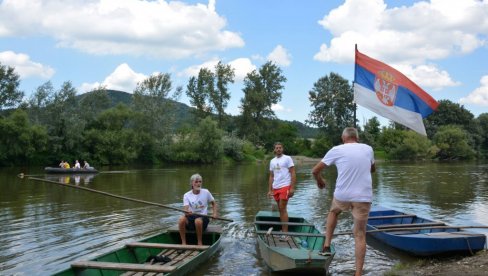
167, 224, 222, 234
126, 242, 209, 250
255, 230, 324, 238
71, 261, 176, 273
376, 222, 445, 229
368, 214, 416, 220
254, 221, 315, 226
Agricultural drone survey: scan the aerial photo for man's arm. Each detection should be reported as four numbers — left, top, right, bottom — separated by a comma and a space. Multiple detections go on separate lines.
268, 171, 274, 197
288, 166, 296, 197
210, 201, 218, 218
312, 161, 327, 189
371, 163, 376, 173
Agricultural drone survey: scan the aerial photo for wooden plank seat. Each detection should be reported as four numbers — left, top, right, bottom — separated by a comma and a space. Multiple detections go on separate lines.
71, 261, 176, 273
167, 224, 222, 234
126, 242, 209, 251
368, 214, 416, 220
253, 221, 315, 226
376, 222, 445, 229
255, 230, 324, 238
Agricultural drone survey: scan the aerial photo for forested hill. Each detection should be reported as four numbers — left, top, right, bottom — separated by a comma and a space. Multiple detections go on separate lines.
90, 89, 319, 138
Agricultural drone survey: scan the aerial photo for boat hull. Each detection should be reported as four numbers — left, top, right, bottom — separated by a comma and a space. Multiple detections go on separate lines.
53, 225, 222, 276
367, 206, 487, 256
45, 167, 99, 174
254, 211, 334, 273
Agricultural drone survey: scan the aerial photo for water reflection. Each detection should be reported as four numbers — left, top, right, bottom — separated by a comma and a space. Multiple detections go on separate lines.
0, 162, 487, 275
44, 173, 97, 185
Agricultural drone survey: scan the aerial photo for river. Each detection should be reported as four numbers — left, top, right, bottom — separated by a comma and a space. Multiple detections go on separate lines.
1, 160, 487, 275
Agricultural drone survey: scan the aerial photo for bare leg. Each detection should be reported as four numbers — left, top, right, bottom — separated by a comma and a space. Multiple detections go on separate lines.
353, 218, 367, 276
324, 211, 339, 248
278, 199, 289, 232
178, 215, 187, 245
195, 218, 204, 245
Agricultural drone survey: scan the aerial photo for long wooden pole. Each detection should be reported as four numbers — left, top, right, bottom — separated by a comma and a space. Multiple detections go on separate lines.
27, 176, 233, 222
334, 225, 488, 236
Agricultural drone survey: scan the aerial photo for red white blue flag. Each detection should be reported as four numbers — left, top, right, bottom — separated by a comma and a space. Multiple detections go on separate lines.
354, 49, 438, 135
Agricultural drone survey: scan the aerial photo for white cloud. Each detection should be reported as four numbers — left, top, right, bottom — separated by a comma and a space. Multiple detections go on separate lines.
272, 103, 292, 113
0, 51, 54, 79
80, 63, 147, 93
393, 63, 460, 90
0, 0, 244, 59
314, 0, 487, 90
267, 45, 291, 67
459, 75, 488, 106
182, 57, 256, 82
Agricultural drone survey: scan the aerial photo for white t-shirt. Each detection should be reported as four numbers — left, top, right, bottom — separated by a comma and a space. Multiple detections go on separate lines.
322, 143, 375, 202
183, 189, 215, 215
269, 155, 295, 189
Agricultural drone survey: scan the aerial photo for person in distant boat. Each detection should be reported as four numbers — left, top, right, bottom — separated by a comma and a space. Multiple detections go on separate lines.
268, 142, 296, 241
59, 160, 66, 168
63, 161, 70, 169
74, 160, 81, 169
312, 127, 375, 276
178, 173, 217, 246
83, 160, 91, 169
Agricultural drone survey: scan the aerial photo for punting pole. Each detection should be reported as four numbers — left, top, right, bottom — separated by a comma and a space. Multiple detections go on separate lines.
26, 176, 233, 222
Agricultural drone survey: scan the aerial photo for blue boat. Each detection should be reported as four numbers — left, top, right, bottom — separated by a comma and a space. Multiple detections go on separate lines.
367, 206, 487, 256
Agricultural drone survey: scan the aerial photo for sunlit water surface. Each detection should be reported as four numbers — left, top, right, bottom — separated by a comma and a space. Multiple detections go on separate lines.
1, 161, 487, 275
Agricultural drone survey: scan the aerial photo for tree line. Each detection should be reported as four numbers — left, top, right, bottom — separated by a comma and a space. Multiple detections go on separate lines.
0, 62, 487, 166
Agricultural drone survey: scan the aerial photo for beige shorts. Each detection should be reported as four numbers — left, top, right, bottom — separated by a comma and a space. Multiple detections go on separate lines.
329, 198, 371, 221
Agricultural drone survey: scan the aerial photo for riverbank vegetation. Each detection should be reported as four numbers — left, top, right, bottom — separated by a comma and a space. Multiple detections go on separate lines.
1, 61, 487, 166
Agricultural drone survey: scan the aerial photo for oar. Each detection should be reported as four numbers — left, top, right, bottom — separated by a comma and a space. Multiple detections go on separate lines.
27, 176, 233, 222
333, 225, 488, 236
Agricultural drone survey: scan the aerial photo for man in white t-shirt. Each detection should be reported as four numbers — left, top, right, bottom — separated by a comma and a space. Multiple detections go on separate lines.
312, 127, 375, 276
268, 142, 296, 241
178, 173, 218, 246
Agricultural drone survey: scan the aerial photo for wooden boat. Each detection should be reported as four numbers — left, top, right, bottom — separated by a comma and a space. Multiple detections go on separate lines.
53, 224, 222, 276
254, 211, 334, 274
367, 206, 487, 256
45, 167, 99, 174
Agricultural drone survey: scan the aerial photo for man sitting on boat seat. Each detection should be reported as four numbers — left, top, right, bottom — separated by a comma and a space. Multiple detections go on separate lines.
63, 161, 70, 169
74, 160, 81, 169
178, 173, 218, 246
83, 160, 91, 169
59, 160, 65, 168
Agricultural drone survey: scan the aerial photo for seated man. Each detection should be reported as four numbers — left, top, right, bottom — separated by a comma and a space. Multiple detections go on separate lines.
178, 173, 217, 246
74, 160, 81, 169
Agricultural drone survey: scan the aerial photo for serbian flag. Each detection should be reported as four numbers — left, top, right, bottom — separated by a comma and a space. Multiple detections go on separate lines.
354, 49, 438, 136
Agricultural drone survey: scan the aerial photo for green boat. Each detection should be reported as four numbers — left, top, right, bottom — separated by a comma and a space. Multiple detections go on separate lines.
254, 211, 335, 274
53, 225, 222, 276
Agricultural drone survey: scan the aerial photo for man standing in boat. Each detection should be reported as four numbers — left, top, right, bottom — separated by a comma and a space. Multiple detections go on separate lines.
268, 142, 296, 241
178, 173, 217, 246
312, 127, 375, 276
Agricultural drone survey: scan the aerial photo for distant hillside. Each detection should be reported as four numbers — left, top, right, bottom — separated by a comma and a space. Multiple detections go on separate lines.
82, 89, 319, 138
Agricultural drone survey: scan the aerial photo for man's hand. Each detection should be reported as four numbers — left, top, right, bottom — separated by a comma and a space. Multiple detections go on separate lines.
316, 178, 326, 189
267, 190, 274, 199
288, 187, 295, 198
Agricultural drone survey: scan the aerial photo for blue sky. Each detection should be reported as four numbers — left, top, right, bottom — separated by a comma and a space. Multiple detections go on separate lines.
1, 0, 487, 126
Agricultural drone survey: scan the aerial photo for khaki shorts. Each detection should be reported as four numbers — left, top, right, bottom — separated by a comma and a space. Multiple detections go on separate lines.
329, 198, 371, 221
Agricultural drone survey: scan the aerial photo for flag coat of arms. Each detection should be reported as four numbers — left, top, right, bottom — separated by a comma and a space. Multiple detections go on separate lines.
353, 49, 439, 135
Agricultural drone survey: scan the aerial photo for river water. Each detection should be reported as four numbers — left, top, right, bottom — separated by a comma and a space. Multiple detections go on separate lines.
1, 160, 488, 275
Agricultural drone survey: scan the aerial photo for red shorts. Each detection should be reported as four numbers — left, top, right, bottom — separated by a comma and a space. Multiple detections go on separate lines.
273, 186, 290, 201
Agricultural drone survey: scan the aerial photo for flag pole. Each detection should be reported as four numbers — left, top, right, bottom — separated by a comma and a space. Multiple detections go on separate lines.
353, 44, 357, 128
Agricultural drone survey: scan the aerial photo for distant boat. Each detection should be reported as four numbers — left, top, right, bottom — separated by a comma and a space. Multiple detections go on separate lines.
44, 167, 98, 174
367, 206, 487, 256
53, 224, 222, 275
254, 210, 334, 274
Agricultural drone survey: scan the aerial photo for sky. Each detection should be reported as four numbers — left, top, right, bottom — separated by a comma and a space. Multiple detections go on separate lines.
1, 0, 487, 126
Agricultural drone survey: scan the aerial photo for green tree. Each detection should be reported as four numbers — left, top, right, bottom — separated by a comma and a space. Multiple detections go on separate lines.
477, 113, 488, 157
388, 131, 435, 160
0, 63, 23, 111
307, 72, 355, 144
0, 109, 48, 165
239, 61, 286, 144
212, 61, 235, 128
196, 117, 223, 163
433, 125, 475, 160
360, 116, 381, 148
79, 86, 111, 124
186, 69, 213, 119
27, 81, 54, 125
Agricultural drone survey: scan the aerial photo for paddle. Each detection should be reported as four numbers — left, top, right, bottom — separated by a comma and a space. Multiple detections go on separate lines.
26, 176, 233, 222
333, 225, 488, 236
